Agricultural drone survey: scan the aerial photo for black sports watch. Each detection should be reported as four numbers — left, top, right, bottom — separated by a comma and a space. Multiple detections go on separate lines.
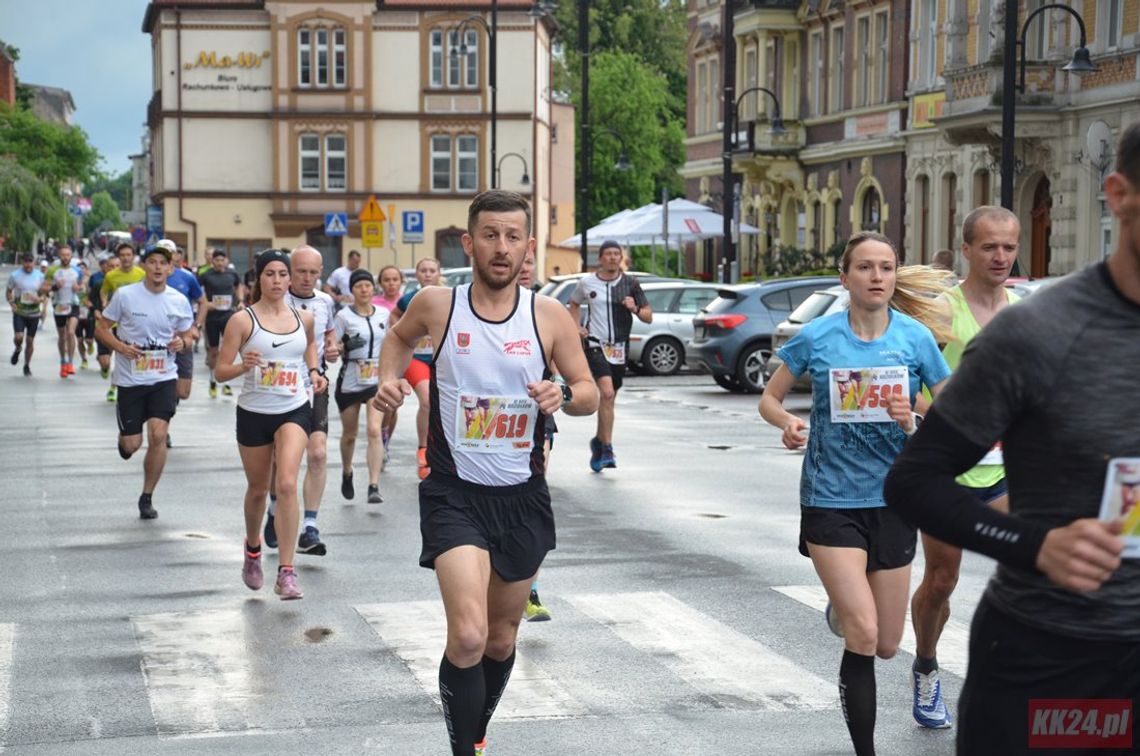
557, 381, 572, 408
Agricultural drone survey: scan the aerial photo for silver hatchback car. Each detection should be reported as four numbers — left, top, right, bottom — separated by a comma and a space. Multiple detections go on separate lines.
628, 281, 720, 375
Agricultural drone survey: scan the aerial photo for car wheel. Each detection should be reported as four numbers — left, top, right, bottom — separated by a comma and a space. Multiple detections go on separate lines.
712, 373, 742, 391
642, 337, 683, 376
736, 343, 772, 394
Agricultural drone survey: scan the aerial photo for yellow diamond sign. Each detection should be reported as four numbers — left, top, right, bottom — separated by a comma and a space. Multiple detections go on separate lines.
362, 221, 384, 248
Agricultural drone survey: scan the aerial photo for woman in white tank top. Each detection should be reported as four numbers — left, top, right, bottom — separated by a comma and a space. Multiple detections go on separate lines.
216, 249, 327, 601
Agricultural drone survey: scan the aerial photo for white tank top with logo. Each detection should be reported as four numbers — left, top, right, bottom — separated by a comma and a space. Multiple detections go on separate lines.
237, 307, 310, 415
430, 284, 548, 486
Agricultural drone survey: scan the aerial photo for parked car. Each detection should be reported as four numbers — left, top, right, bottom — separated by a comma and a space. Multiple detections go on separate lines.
442, 266, 474, 287
686, 276, 841, 393
764, 285, 850, 390
537, 271, 681, 306
626, 281, 720, 375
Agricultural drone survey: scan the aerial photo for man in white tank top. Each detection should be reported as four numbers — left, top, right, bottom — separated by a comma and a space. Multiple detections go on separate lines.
372, 191, 598, 756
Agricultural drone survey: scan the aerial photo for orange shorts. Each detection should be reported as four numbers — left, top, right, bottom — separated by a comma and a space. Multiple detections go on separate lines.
403, 358, 430, 387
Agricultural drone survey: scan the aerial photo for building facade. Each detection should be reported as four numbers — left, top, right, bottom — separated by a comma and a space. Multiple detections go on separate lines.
907, 0, 1140, 276
143, 0, 564, 275
681, 0, 909, 280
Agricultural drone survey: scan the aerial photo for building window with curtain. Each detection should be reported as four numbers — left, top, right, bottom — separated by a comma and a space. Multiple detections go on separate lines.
325, 134, 346, 191
430, 27, 480, 90
431, 134, 451, 191
457, 134, 478, 193
920, 0, 937, 85
856, 17, 870, 107
300, 134, 320, 191
875, 12, 889, 103
696, 61, 708, 133
809, 31, 823, 116
831, 26, 845, 112
861, 187, 881, 231
430, 30, 444, 87
429, 133, 480, 192
297, 25, 347, 89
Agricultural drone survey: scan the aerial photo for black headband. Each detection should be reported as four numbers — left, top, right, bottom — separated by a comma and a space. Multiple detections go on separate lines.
349, 269, 375, 289
255, 248, 291, 277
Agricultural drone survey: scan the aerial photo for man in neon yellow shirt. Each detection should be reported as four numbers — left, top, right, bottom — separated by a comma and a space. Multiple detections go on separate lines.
909, 206, 1021, 731
99, 242, 146, 401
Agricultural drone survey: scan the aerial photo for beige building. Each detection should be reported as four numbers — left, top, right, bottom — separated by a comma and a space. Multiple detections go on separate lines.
142, 0, 567, 277
905, 0, 1140, 276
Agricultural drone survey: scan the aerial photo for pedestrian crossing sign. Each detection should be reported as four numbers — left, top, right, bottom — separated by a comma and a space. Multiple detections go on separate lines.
324, 213, 349, 237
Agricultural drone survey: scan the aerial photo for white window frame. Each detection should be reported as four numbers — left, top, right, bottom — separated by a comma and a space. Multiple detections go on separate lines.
921, 0, 937, 85
856, 16, 871, 108
875, 11, 890, 104
298, 28, 312, 87
810, 31, 823, 116
696, 60, 708, 133
299, 134, 321, 191
463, 29, 479, 88
448, 29, 461, 90
709, 58, 720, 128
831, 26, 845, 112
431, 134, 452, 192
315, 27, 329, 88
333, 28, 347, 87
457, 134, 478, 193
1106, 0, 1124, 50
430, 29, 444, 88
325, 134, 346, 192
977, 0, 993, 62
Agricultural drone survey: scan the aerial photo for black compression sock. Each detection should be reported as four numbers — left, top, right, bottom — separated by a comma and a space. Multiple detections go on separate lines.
439, 655, 484, 756
477, 649, 516, 742
839, 649, 877, 756
913, 655, 938, 674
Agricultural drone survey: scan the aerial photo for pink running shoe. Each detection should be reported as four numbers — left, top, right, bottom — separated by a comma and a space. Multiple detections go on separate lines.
274, 569, 303, 600
242, 551, 263, 590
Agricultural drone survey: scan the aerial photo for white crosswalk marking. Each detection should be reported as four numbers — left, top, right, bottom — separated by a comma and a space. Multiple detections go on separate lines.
355, 601, 587, 719
771, 584, 972, 677
131, 609, 256, 737
568, 591, 835, 711
0, 623, 13, 748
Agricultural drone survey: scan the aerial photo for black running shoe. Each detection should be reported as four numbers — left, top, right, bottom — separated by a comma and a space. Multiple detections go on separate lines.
263, 512, 277, 548
297, 525, 327, 556
341, 471, 354, 500
165, 434, 172, 449
9, 347, 18, 366
367, 484, 382, 504
22, 365, 31, 377
138, 494, 158, 520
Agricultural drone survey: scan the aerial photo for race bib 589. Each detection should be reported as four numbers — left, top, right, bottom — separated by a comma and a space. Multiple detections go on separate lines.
829, 366, 907, 423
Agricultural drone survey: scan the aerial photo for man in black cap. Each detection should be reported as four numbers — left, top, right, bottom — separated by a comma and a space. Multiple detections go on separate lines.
568, 240, 651, 472
95, 243, 195, 519
198, 248, 245, 398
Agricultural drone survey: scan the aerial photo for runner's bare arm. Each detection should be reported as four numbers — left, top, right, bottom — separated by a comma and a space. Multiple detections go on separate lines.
568, 301, 587, 338
759, 365, 807, 450
94, 312, 143, 360
888, 378, 948, 432
299, 310, 328, 393
537, 296, 597, 417
323, 328, 339, 363
214, 311, 256, 383
372, 287, 449, 411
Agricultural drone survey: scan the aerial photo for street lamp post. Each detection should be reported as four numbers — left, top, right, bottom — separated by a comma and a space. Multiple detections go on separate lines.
454, 1, 498, 188
999, 1, 1096, 210
721, 0, 735, 284
496, 152, 531, 187
578, 0, 590, 271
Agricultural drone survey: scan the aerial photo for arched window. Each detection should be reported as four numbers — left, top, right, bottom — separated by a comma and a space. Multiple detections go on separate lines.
297, 25, 347, 89
861, 187, 882, 232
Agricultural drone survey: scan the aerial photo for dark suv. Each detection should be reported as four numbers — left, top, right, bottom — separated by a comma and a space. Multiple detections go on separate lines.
686, 276, 840, 393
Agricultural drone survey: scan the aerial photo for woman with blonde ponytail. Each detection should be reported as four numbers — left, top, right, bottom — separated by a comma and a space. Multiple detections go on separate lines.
759, 231, 953, 756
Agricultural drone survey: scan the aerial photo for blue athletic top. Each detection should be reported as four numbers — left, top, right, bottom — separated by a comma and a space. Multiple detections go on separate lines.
167, 267, 203, 306
777, 309, 951, 509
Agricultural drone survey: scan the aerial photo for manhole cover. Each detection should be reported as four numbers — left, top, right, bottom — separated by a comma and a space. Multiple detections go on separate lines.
304, 627, 334, 643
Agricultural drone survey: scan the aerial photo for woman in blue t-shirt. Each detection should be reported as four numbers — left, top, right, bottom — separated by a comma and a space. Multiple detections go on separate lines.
760, 231, 952, 756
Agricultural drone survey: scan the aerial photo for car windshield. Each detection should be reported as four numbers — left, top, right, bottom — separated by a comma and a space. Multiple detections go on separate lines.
788, 292, 838, 324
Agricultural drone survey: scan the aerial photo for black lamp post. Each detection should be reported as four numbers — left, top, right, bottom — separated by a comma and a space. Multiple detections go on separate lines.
578, 0, 591, 271
721, 0, 736, 284
999, 1, 1096, 210
454, 2, 498, 188
496, 152, 531, 187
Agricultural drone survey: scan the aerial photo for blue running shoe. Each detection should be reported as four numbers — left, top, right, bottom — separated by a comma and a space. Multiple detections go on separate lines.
589, 437, 604, 473
913, 666, 953, 729
600, 443, 616, 469
263, 512, 278, 549
297, 525, 327, 556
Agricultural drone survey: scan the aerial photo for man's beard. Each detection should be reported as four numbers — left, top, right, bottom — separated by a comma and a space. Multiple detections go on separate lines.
474, 256, 521, 291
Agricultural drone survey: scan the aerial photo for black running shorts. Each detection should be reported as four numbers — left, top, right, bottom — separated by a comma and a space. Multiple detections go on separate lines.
311, 387, 329, 434
798, 505, 916, 571
334, 385, 377, 414
419, 473, 555, 583
12, 313, 39, 338
236, 403, 312, 447
53, 306, 79, 329
117, 379, 179, 437
175, 348, 194, 380
585, 346, 624, 391
78, 316, 95, 340
205, 311, 233, 348
958, 596, 1140, 756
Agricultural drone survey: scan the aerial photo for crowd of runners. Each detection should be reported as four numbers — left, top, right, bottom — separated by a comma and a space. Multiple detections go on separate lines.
5, 121, 1140, 756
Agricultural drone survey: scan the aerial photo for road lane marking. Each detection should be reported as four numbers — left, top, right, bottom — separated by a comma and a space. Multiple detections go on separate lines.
567, 591, 834, 711
0, 623, 13, 749
131, 609, 256, 737
356, 601, 586, 719
771, 584, 971, 677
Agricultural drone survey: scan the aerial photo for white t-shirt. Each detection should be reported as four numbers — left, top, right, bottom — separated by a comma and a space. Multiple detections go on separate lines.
333, 305, 389, 394
284, 289, 336, 363
102, 282, 194, 387
326, 266, 354, 296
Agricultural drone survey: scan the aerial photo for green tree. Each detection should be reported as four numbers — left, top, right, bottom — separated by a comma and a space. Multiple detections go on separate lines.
586, 51, 685, 226
85, 169, 133, 211
83, 191, 124, 235
547, 0, 689, 229
0, 102, 100, 187
0, 156, 68, 252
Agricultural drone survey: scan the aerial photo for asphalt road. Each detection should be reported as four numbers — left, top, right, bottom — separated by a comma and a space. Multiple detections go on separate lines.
0, 267, 992, 755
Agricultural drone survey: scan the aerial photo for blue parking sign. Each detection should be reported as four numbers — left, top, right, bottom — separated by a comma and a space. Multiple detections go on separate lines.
402, 211, 424, 244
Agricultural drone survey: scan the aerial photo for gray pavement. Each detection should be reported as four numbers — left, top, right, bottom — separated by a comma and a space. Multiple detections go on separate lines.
0, 266, 992, 754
